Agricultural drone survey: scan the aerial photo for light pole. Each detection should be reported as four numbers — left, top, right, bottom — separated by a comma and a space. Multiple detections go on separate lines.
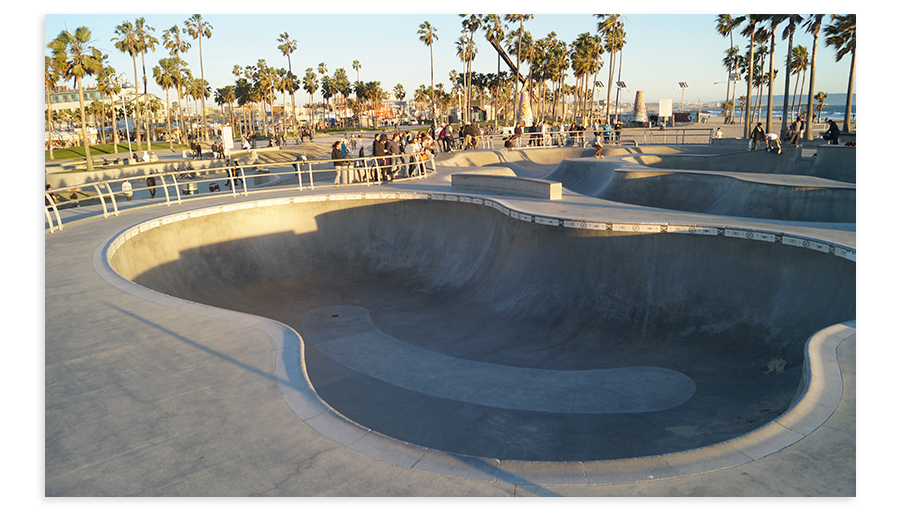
678, 82, 688, 115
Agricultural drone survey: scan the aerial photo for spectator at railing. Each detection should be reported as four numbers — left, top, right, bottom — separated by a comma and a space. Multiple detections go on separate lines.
332, 141, 349, 185
46, 184, 60, 206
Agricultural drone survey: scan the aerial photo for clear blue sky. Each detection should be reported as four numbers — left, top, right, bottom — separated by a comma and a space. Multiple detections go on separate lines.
43, 6, 856, 108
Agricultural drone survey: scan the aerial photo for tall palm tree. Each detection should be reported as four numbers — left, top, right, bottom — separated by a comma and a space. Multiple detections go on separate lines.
604, 23, 626, 123
184, 14, 213, 141
739, 15, 763, 138
162, 25, 191, 144
96, 63, 121, 150
112, 20, 144, 151
48, 27, 103, 171
460, 14, 482, 123
134, 18, 158, 150
715, 15, 745, 124
802, 15, 825, 140
504, 14, 533, 122
481, 14, 506, 121
595, 14, 622, 123
763, 15, 786, 132
825, 14, 856, 133
455, 34, 478, 123
153, 57, 178, 150
277, 32, 299, 133
45, 56, 60, 159
418, 21, 438, 123
778, 15, 804, 135
303, 68, 318, 125
789, 46, 809, 119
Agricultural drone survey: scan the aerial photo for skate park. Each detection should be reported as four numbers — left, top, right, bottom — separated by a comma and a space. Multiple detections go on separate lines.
44, 135, 856, 496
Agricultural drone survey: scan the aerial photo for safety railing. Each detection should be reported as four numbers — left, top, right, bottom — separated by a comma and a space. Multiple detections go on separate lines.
452, 127, 713, 151
45, 150, 436, 233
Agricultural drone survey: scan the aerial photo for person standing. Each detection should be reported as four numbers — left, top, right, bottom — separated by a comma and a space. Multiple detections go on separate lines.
750, 122, 765, 150
121, 179, 133, 201
788, 117, 804, 146
146, 174, 157, 199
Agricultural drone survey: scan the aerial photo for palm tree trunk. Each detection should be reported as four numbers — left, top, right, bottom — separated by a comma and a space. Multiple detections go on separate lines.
743, 23, 756, 139
76, 76, 93, 171
842, 50, 855, 133
141, 51, 152, 151
780, 28, 795, 135
804, 37, 818, 140
766, 33, 776, 132
131, 55, 143, 151
46, 88, 55, 160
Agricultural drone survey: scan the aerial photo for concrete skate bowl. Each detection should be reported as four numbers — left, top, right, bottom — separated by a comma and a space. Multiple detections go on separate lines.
107, 197, 855, 463
545, 158, 855, 223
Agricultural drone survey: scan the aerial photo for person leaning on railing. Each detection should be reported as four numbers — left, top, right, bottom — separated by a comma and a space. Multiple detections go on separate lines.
332, 141, 350, 185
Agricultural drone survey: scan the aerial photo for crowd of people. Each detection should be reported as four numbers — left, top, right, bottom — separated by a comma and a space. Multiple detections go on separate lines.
330, 130, 437, 184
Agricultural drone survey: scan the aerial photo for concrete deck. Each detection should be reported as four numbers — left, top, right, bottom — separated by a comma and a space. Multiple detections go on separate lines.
44, 145, 857, 498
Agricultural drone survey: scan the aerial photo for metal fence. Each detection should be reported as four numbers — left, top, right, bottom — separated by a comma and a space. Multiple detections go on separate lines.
461, 127, 714, 150
45, 151, 436, 233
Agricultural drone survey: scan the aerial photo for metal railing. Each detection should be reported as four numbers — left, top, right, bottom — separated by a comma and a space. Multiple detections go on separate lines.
453, 127, 714, 151
45, 150, 436, 233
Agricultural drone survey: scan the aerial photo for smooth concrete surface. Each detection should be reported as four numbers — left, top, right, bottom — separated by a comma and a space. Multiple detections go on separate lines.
545, 159, 855, 223
45, 145, 857, 497
451, 173, 562, 199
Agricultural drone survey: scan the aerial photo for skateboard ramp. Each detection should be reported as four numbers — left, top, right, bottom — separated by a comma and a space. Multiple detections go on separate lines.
109, 198, 855, 462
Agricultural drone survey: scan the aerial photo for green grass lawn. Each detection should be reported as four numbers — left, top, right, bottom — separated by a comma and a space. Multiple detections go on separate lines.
46, 142, 189, 162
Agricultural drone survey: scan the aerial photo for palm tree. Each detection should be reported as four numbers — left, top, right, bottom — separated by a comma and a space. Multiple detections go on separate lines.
481, 15, 506, 121
739, 14, 763, 138
352, 60, 362, 85
825, 14, 856, 133
460, 14, 482, 123
788, 46, 809, 120
162, 25, 191, 144
504, 14, 533, 122
763, 15, 786, 133
303, 68, 318, 125
595, 14, 623, 123
132, 18, 158, 150
418, 21, 438, 123
715, 15, 745, 124
814, 91, 828, 122
96, 63, 121, 150
45, 56, 60, 159
112, 20, 144, 151
778, 15, 804, 135
802, 15, 825, 140
394, 83, 406, 118
455, 34, 478, 123
184, 14, 213, 141
48, 27, 103, 170
277, 32, 299, 133
153, 57, 178, 150
604, 23, 626, 123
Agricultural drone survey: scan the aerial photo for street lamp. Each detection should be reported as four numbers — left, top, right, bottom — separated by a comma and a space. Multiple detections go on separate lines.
678, 82, 688, 114
615, 81, 627, 123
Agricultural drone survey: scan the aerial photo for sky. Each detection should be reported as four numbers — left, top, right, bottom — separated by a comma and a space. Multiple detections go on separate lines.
43, 6, 857, 110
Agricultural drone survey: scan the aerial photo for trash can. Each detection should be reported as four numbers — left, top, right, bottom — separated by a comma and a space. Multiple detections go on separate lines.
183, 182, 198, 195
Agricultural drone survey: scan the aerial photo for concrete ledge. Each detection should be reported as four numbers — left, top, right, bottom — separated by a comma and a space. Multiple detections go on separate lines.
451, 173, 562, 200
